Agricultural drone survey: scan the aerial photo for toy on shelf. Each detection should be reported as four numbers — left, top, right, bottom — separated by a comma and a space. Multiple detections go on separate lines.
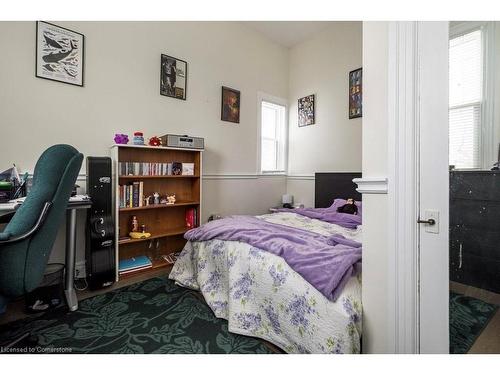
114, 133, 129, 144
166, 194, 176, 205
148, 136, 162, 147
153, 192, 160, 205
133, 132, 145, 145
129, 215, 151, 239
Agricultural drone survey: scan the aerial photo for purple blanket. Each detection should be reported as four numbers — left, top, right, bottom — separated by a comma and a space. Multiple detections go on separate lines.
184, 215, 361, 301
278, 207, 362, 229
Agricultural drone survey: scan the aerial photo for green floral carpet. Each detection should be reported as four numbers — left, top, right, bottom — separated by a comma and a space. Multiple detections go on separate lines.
0, 278, 275, 354
450, 292, 498, 354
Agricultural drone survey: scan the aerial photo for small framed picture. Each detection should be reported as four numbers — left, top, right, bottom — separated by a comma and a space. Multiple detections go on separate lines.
36, 21, 84, 87
221, 86, 240, 123
349, 68, 362, 119
160, 54, 187, 100
298, 94, 315, 127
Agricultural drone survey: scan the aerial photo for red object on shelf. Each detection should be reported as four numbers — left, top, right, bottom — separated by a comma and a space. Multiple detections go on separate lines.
185, 208, 195, 228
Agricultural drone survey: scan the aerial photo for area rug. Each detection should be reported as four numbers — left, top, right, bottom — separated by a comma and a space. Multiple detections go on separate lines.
449, 292, 498, 354
0, 278, 275, 354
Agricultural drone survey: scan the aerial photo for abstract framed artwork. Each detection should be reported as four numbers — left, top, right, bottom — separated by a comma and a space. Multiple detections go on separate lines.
35, 21, 84, 87
298, 94, 315, 127
349, 68, 362, 119
160, 54, 187, 100
221, 86, 240, 123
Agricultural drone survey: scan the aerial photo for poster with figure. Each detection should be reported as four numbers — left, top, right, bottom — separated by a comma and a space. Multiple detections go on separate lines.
160, 54, 187, 100
298, 94, 315, 127
221, 86, 240, 123
36, 21, 84, 86
349, 68, 362, 119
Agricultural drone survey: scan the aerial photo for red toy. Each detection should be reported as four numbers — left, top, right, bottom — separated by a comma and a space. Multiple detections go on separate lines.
148, 136, 162, 147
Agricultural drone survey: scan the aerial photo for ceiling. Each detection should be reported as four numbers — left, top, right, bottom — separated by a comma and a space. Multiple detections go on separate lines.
242, 21, 333, 48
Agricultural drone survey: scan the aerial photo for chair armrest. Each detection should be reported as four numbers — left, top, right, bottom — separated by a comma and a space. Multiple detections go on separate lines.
0, 202, 52, 245
0, 211, 16, 224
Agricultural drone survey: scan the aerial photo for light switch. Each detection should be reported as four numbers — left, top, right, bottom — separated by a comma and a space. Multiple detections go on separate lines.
424, 209, 439, 234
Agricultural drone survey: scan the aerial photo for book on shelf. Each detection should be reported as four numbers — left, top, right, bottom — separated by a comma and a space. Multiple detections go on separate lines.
185, 207, 198, 228
182, 163, 194, 175
118, 161, 195, 177
118, 255, 152, 274
119, 181, 144, 208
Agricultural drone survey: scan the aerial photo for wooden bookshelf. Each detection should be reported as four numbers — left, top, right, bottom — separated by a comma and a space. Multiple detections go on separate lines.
110, 144, 202, 281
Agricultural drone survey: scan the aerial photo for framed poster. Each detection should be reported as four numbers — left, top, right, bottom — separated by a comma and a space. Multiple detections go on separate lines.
160, 54, 187, 100
36, 21, 84, 87
221, 86, 240, 123
298, 94, 315, 127
349, 68, 362, 119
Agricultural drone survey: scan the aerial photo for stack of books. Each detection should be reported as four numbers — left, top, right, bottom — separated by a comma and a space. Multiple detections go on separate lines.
162, 252, 181, 265
119, 162, 195, 176
119, 181, 144, 208
118, 255, 152, 275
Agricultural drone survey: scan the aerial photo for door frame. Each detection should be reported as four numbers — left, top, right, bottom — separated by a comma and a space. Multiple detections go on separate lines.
386, 21, 450, 353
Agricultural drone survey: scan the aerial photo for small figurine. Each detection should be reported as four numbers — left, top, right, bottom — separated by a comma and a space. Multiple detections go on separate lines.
114, 133, 129, 144
144, 195, 151, 206
140, 224, 147, 233
133, 131, 145, 145
166, 194, 176, 205
160, 197, 168, 205
130, 215, 139, 232
153, 192, 160, 205
149, 136, 162, 147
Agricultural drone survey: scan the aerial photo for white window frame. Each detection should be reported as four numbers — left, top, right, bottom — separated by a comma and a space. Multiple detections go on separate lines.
257, 92, 288, 175
449, 21, 496, 169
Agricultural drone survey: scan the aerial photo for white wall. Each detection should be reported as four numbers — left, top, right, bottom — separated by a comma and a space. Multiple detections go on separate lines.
360, 22, 390, 353
286, 22, 362, 206
0, 21, 289, 264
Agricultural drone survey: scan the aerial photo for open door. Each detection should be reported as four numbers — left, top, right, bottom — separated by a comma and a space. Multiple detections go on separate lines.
417, 21, 450, 353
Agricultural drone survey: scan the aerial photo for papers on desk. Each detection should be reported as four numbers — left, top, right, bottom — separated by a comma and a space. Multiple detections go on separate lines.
0, 194, 91, 211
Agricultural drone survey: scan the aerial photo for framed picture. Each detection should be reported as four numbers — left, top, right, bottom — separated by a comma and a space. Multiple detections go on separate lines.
160, 54, 187, 100
349, 68, 362, 119
36, 21, 84, 87
221, 86, 240, 123
298, 94, 315, 127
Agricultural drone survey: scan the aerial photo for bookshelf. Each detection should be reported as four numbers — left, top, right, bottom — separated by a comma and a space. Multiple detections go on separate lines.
110, 144, 202, 280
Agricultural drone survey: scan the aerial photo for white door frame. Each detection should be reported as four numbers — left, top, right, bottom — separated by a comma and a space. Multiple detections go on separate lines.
386, 21, 449, 353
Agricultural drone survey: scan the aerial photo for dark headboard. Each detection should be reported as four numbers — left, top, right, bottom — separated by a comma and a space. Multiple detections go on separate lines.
314, 172, 362, 208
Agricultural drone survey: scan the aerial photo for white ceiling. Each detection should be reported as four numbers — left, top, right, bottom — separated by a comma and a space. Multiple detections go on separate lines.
242, 21, 333, 48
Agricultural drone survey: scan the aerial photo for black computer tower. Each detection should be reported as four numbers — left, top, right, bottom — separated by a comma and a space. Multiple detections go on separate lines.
86, 157, 115, 290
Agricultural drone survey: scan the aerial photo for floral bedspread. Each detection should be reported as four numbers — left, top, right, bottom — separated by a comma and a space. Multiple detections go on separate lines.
169, 212, 362, 354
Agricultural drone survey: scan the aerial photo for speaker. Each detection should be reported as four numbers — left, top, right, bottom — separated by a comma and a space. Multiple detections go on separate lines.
86, 157, 115, 290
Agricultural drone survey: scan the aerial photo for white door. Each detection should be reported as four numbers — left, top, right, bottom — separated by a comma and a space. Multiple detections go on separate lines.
417, 21, 450, 353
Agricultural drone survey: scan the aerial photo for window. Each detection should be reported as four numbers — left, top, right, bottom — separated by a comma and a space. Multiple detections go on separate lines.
449, 28, 483, 169
260, 100, 287, 173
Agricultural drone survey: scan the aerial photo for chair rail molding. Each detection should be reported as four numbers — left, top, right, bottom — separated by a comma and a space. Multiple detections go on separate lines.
353, 177, 388, 194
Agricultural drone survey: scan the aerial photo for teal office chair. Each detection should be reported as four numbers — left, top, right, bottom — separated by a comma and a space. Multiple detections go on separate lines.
0, 144, 83, 315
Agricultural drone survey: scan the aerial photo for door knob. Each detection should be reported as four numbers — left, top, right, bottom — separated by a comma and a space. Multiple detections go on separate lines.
417, 218, 436, 225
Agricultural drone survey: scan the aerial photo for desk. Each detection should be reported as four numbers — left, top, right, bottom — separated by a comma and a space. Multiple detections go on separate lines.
0, 199, 91, 312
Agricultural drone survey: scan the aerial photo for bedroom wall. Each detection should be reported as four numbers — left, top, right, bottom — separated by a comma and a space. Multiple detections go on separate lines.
286, 22, 362, 207
0, 21, 289, 265
361, 21, 390, 354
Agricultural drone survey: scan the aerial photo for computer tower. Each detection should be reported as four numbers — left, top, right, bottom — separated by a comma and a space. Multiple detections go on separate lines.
86, 157, 115, 290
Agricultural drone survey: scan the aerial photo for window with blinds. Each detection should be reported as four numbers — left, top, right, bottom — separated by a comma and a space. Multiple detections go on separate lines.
449, 29, 483, 169
261, 100, 286, 173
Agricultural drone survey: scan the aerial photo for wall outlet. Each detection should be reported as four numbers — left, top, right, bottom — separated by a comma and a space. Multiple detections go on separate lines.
75, 260, 86, 279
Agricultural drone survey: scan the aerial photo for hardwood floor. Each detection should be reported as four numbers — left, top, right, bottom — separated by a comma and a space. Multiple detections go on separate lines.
450, 281, 500, 354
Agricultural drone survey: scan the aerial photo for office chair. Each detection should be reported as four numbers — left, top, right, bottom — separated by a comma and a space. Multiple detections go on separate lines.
0, 145, 83, 326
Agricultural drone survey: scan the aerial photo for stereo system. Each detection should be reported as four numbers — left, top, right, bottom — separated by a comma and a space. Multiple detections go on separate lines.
86, 156, 116, 290
161, 134, 204, 150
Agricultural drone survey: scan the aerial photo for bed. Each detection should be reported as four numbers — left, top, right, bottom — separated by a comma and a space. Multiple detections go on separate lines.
169, 173, 362, 354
